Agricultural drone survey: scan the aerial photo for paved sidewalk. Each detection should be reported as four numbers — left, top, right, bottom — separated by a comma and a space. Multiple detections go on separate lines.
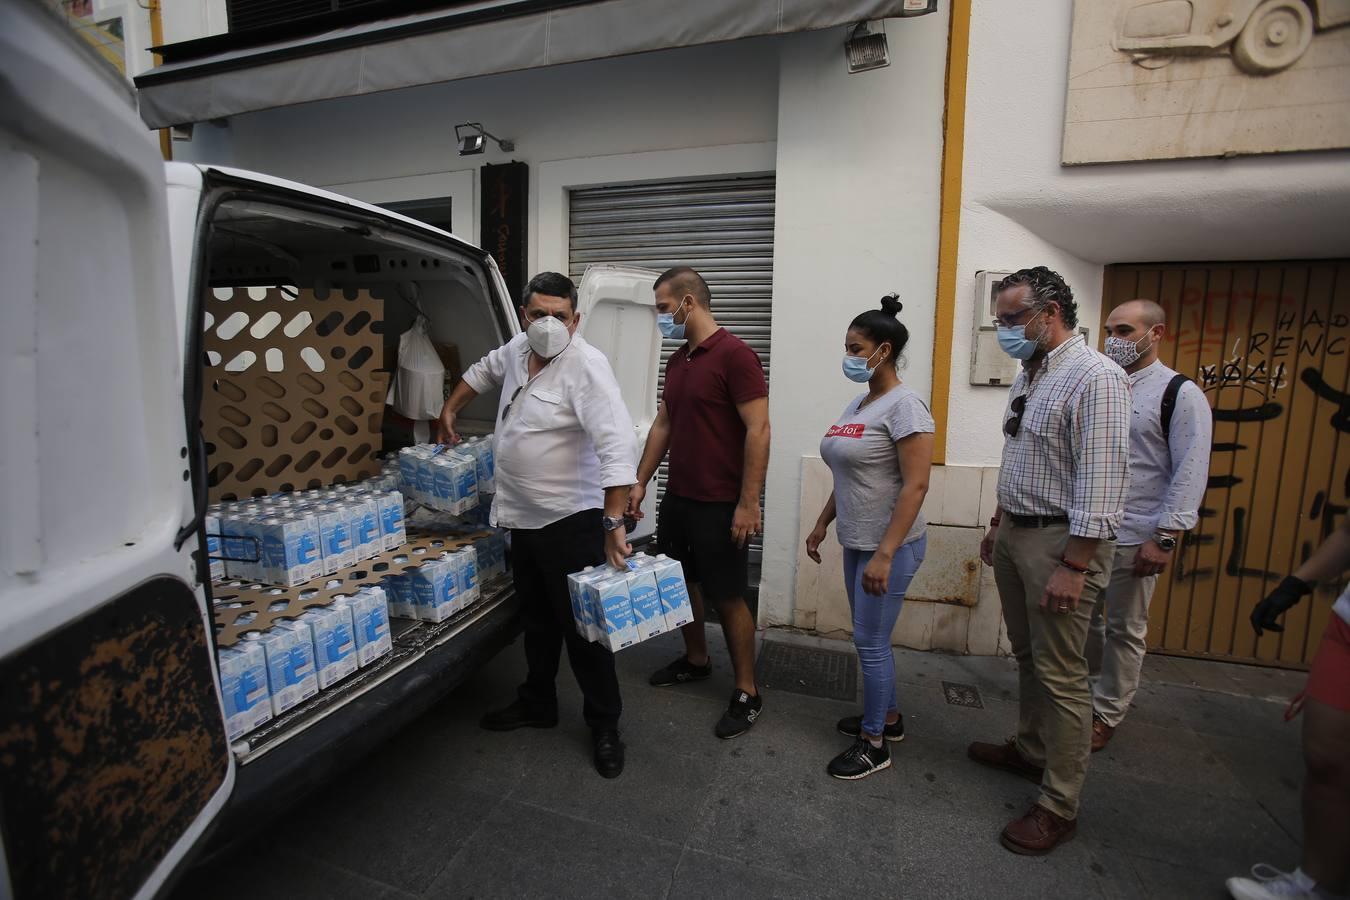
175, 627, 1307, 900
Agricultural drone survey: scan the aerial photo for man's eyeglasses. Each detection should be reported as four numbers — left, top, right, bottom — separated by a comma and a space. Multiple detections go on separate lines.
502, 384, 525, 421
1004, 394, 1027, 437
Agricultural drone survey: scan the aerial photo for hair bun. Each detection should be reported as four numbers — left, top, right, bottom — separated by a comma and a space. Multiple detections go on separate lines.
880, 293, 902, 316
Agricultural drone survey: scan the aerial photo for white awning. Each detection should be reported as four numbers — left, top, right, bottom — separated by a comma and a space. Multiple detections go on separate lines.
134, 0, 936, 128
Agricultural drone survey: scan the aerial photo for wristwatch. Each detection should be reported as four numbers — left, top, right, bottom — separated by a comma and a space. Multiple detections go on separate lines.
602, 515, 626, 533
1153, 532, 1178, 551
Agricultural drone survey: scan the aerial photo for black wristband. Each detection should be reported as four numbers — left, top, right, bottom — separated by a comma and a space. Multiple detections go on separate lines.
1278, 574, 1314, 597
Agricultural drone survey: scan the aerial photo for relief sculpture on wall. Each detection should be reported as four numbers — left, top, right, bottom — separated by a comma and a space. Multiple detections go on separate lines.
1064, 0, 1350, 164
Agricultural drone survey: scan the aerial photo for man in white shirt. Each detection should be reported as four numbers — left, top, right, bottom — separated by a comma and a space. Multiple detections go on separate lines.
1087, 299, 1212, 752
435, 272, 638, 779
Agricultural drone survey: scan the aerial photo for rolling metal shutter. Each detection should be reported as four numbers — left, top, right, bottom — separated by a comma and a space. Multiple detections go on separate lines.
568, 175, 775, 587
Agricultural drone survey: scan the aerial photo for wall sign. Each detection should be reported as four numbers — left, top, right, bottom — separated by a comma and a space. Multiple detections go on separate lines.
480, 162, 529, 304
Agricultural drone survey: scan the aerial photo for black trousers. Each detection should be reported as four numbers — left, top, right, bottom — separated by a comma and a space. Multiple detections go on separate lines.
511, 508, 622, 730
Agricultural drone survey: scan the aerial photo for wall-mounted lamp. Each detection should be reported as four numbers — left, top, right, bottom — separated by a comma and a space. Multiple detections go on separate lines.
845, 21, 889, 73
455, 122, 515, 155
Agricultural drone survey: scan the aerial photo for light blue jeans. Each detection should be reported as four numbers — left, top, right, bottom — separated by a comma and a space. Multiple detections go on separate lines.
843, 535, 927, 737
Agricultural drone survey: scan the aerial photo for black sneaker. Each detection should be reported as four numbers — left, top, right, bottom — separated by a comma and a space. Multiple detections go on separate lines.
836, 713, 905, 743
479, 699, 559, 731
649, 655, 713, 687
827, 736, 892, 780
714, 689, 763, 739
593, 729, 625, 779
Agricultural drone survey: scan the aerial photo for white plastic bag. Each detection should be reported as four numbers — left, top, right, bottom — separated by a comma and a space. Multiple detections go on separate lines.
388, 316, 445, 422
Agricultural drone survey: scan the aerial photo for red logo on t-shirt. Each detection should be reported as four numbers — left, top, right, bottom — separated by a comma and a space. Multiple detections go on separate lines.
826, 423, 865, 439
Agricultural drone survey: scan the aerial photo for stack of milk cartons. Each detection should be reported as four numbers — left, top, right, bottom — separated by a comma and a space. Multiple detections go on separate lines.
566, 554, 694, 652
458, 434, 496, 495
217, 641, 272, 741
406, 546, 479, 623
335, 585, 394, 666
242, 618, 320, 717
397, 444, 479, 514
205, 504, 227, 580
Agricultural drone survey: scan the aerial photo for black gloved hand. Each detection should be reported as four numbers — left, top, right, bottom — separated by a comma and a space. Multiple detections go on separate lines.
1250, 575, 1313, 636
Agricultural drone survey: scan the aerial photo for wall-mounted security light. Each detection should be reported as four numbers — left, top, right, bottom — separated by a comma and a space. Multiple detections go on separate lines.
455, 122, 515, 156
845, 21, 889, 73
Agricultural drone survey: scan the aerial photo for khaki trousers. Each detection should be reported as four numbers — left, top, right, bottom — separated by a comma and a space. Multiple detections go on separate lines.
993, 522, 1114, 820
1085, 543, 1158, 728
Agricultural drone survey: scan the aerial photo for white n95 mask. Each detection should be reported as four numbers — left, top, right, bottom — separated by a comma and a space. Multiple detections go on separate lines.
526, 315, 572, 359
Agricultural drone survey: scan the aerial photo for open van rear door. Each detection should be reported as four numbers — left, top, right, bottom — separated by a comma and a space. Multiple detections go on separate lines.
575, 265, 663, 540
0, 3, 233, 898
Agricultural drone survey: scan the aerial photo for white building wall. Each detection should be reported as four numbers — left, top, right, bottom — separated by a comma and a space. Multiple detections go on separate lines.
759, 13, 950, 627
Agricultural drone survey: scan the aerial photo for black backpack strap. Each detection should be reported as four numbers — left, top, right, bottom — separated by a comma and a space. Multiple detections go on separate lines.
1160, 373, 1190, 447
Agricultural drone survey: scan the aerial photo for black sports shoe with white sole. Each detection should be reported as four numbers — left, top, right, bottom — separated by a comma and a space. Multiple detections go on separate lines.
828, 736, 892, 780
836, 713, 905, 743
714, 689, 763, 739
649, 655, 713, 687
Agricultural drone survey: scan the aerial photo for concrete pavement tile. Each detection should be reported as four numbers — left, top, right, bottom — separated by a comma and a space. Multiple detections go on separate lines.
1135, 681, 1293, 744
1126, 854, 1232, 899
422, 801, 682, 899
667, 848, 833, 900
1078, 776, 1299, 877
267, 765, 502, 894
618, 687, 729, 761
507, 741, 720, 845
1194, 730, 1303, 841
1086, 718, 1248, 799
173, 843, 402, 900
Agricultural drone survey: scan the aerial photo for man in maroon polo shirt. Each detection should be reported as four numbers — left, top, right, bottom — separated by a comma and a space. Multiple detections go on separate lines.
627, 266, 771, 738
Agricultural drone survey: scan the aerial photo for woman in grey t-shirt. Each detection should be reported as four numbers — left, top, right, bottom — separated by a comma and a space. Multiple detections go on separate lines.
806, 295, 934, 781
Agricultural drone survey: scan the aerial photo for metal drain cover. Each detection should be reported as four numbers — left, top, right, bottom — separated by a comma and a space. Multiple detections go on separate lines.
942, 681, 984, 709
755, 641, 857, 701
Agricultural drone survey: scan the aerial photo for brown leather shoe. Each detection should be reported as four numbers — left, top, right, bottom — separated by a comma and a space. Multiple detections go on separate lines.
1000, 803, 1077, 855
966, 739, 1045, 784
1090, 715, 1114, 753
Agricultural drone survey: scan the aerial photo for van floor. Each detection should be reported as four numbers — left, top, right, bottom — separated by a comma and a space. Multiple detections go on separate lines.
173, 628, 1305, 899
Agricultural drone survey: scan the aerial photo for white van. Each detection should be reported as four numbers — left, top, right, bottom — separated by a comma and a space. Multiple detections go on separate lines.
0, 5, 660, 898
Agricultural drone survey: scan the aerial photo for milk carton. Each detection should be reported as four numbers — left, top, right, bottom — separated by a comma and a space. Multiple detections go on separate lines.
348, 497, 383, 560
470, 436, 496, 494
217, 642, 272, 740
245, 622, 320, 716
258, 514, 323, 586
567, 566, 612, 641
204, 512, 226, 580
397, 447, 424, 503
314, 504, 355, 574
383, 572, 415, 619
580, 571, 637, 652
453, 546, 479, 608
625, 568, 667, 642
299, 603, 359, 689
650, 554, 695, 630
409, 556, 459, 623
374, 490, 407, 550
449, 450, 480, 513
221, 512, 262, 581
337, 586, 393, 666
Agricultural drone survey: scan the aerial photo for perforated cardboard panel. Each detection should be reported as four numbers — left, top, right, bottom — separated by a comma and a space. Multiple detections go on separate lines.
202, 286, 388, 501
211, 528, 497, 647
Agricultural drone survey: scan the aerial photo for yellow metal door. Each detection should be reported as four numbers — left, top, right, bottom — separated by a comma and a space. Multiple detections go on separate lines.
1104, 261, 1350, 668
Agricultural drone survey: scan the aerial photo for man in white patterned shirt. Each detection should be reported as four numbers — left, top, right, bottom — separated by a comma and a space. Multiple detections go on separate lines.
969, 267, 1131, 856
1087, 299, 1212, 752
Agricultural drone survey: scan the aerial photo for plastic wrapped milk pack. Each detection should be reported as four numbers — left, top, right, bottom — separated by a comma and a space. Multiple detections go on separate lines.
381, 546, 481, 623
566, 555, 694, 653
396, 443, 485, 514
207, 486, 406, 586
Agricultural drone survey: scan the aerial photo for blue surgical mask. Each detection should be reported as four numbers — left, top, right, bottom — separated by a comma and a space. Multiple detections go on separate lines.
657, 300, 689, 340
996, 311, 1046, 361
841, 347, 883, 383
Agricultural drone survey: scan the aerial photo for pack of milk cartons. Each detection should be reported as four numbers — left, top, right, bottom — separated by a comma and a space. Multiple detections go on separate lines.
205, 506, 227, 580
311, 502, 356, 574
459, 434, 496, 495
566, 554, 692, 651
299, 602, 359, 689
216, 641, 272, 740
258, 514, 324, 586
371, 490, 407, 550
398, 444, 479, 514
335, 585, 393, 666
383, 569, 418, 619
243, 620, 320, 716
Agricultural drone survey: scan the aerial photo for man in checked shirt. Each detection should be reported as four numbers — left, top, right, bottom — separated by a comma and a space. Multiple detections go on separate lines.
969, 266, 1131, 856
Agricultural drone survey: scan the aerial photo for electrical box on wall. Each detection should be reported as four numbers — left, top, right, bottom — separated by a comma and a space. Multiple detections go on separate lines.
969, 270, 1020, 386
